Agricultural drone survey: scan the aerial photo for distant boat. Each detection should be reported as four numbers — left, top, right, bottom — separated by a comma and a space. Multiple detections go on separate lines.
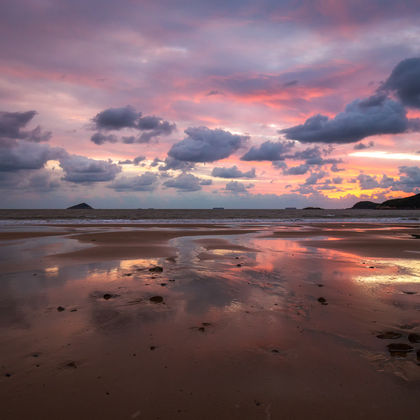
212, 207, 225, 210
67, 202, 93, 209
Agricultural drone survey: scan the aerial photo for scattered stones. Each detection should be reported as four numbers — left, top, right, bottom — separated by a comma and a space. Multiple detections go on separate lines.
103, 294, 113, 300
149, 266, 163, 273
387, 343, 413, 357
377, 331, 402, 339
57, 306, 65, 312
149, 296, 164, 304
408, 333, 420, 343
317, 297, 328, 305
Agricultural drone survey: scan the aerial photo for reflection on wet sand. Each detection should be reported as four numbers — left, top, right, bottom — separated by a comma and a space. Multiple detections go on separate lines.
0, 223, 420, 419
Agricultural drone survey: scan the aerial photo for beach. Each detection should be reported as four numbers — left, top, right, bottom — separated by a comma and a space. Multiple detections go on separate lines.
1, 214, 420, 419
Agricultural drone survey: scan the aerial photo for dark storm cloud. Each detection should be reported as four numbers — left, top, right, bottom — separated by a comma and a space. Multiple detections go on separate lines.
163, 173, 206, 192
283, 164, 310, 175
168, 127, 248, 162
241, 140, 295, 161
91, 132, 118, 145
211, 165, 256, 179
395, 166, 420, 192
383, 57, 420, 109
0, 110, 51, 142
91, 106, 176, 144
109, 172, 158, 191
290, 146, 341, 165
281, 94, 409, 144
59, 155, 121, 183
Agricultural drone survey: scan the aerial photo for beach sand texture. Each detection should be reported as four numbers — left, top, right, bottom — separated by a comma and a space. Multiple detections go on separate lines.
1, 220, 420, 419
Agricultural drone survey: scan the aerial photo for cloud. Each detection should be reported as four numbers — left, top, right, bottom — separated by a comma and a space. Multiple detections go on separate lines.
281, 94, 410, 143
91, 106, 176, 144
163, 173, 205, 192
0, 139, 64, 172
211, 165, 256, 178
353, 141, 375, 150
0, 110, 51, 142
383, 57, 420, 109
168, 127, 248, 162
241, 140, 295, 161
59, 155, 121, 183
158, 156, 195, 171
357, 174, 380, 190
91, 132, 118, 145
395, 166, 420, 192
92, 106, 140, 130
224, 181, 253, 194
109, 172, 158, 191
283, 164, 310, 175
304, 171, 326, 185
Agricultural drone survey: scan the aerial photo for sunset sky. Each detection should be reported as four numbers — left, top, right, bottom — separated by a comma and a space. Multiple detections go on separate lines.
1, 0, 420, 208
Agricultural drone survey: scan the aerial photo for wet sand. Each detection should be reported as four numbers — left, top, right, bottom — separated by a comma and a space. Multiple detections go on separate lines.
1, 222, 420, 419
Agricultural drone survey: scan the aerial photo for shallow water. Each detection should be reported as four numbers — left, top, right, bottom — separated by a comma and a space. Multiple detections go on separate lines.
0, 225, 420, 419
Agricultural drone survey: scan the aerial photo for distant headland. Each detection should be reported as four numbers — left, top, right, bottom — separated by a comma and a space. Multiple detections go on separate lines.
352, 193, 420, 209
67, 203, 93, 210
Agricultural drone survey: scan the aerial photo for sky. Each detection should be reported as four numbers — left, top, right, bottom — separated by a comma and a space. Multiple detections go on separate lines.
1, 0, 420, 209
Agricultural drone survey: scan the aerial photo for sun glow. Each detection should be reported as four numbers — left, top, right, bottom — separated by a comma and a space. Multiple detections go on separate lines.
350, 151, 420, 161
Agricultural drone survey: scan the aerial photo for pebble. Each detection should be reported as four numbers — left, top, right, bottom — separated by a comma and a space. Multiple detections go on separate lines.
149, 266, 163, 273
387, 343, 413, 356
317, 297, 328, 305
103, 294, 112, 300
408, 333, 420, 343
377, 331, 402, 339
57, 306, 65, 312
149, 296, 164, 303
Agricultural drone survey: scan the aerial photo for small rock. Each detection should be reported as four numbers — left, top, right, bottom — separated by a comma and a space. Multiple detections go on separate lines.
369, 266, 375, 269
237, 264, 242, 267
317, 297, 328, 305
149, 266, 163, 273
271, 349, 280, 353
198, 327, 205, 332
70, 309, 78, 312
387, 343, 413, 357
202, 322, 212, 327
57, 306, 65, 312
160, 283, 167, 287
254, 400, 261, 406
169, 279, 175, 282
149, 296, 164, 303
5, 373, 11, 377
66, 361, 77, 369
150, 346, 156, 351
103, 294, 112, 300
124, 273, 132, 277
402, 291, 417, 295
377, 331, 402, 339
317, 284, 324, 287
408, 333, 420, 343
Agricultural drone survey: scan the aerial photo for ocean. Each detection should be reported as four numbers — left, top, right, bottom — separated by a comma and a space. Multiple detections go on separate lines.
0, 208, 419, 224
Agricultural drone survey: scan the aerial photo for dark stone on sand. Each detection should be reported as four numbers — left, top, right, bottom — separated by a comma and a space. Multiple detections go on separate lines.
5, 373, 11, 377
70, 309, 78, 312
149, 266, 163, 273
66, 361, 77, 368
411, 234, 420, 239
369, 266, 375, 269
317, 297, 328, 305
149, 296, 164, 303
160, 283, 167, 286
150, 346, 156, 350
124, 273, 132, 276
169, 279, 175, 282
271, 349, 280, 353
103, 293, 112, 300
32, 353, 39, 358
202, 322, 212, 327
377, 331, 402, 339
57, 306, 65, 312
317, 284, 324, 287
387, 343, 413, 356
67, 202, 93, 209
408, 333, 420, 343
198, 327, 205, 332
237, 264, 242, 267
402, 291, 417, 295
